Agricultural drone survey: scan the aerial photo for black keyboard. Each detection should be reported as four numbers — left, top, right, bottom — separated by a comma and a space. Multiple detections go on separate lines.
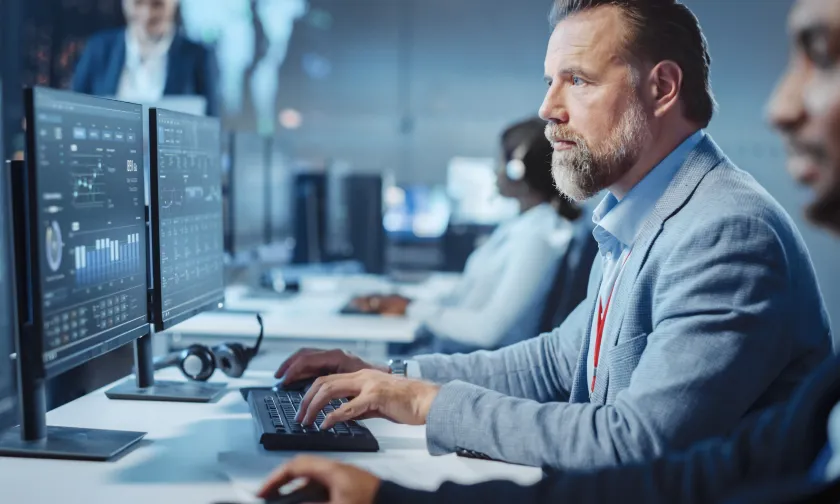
246, 388, 379, 452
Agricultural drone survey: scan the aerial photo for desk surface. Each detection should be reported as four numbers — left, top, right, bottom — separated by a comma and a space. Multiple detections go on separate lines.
164, 273, 462, 344
2, 363, 541, 504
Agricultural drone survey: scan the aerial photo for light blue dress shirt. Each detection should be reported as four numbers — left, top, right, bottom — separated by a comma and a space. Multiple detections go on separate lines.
586, 130, 705, 393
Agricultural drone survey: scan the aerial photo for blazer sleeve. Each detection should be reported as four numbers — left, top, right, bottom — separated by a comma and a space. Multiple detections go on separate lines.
421, 214, 803, 469
413, 292, 591, 402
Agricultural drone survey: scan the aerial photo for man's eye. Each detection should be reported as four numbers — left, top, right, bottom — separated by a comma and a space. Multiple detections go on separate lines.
572, 76, 585, 86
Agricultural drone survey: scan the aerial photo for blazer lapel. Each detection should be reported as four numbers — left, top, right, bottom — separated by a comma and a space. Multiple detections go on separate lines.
164, 34, 187, 95
102, 31, 127, 95
591, 135, 727, 402
569, 257, 603, 403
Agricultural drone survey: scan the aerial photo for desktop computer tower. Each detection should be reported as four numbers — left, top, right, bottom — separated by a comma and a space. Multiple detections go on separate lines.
344, 174, 385, 274
291, 172, 328, 264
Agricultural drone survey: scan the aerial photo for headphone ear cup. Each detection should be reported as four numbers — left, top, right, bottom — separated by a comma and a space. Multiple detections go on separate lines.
213, 342, 250, 378
179, 344, 216, 382
506, 159, 526, 181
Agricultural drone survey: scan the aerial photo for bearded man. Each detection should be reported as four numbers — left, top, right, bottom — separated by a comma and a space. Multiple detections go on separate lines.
270, 0, 831, 471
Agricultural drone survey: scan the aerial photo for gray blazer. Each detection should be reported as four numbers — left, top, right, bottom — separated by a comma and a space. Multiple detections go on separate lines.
415, 135, 832, 470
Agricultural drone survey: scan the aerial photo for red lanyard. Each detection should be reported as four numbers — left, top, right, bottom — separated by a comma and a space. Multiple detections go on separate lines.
591, 252, 632, 393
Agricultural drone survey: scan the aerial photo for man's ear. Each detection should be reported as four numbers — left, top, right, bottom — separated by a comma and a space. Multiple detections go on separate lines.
647, 60, 683, 118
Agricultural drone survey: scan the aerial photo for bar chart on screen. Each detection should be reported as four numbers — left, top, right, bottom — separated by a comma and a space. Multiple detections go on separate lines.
72, 231, 143, 288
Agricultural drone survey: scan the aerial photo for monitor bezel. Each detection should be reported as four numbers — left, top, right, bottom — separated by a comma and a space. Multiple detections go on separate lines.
24, 87, 150, 379
148, 107, 225, 332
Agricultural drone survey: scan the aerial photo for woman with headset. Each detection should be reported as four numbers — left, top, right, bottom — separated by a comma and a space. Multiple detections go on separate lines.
354, 117, 584, 354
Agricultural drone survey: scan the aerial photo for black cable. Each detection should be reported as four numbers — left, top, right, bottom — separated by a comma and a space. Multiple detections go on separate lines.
252, 313, 265, 356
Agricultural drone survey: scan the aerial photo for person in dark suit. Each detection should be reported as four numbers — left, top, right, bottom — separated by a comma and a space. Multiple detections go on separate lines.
255, 0, 840, 502
72, 0, 218, 116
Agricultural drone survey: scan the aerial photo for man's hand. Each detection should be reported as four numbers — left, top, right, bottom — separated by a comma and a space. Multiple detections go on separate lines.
351, 294, 412, 316
257, 455, 381, 504
296, 370, 440, 429
274, 348, 389, 382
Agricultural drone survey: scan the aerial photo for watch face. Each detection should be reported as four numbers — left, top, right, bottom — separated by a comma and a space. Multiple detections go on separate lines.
389, 359, 407, 375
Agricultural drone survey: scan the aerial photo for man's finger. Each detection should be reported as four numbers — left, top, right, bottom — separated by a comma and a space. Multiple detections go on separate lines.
321, 396, 373, 430
296, 374, 330, 422
302, 378, 363, 426
256, 456, 336, 499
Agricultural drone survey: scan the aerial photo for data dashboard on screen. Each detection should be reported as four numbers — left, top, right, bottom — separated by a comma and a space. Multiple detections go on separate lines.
151, 109, 224, 328
30, 88, 148, 368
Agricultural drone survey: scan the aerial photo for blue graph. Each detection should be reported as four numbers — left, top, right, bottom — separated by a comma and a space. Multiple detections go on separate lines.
73, 232, 143, 287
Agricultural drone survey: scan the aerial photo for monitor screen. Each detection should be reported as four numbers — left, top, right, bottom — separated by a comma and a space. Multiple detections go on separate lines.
25, 88, 149, 377
383, 185, 451, 240
149, 109, 224, 331
229, 132, 267, 255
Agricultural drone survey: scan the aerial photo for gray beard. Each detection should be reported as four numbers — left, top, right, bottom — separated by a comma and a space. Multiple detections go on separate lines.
550, 100, 650, 202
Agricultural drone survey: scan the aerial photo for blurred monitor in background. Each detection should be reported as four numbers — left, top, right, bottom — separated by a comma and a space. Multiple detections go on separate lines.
268, 140, 293, 245
226, 132, 268, 258
447, 157, 520, 225
383, 185, 451, 242
72, 0, 218, 116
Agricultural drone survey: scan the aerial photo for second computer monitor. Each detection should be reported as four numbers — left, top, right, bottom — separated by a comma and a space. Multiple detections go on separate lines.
228, 132, 268, 255
149, 108, 224, 331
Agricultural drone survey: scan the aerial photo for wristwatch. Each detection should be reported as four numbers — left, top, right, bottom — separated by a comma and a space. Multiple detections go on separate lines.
388, 359, 407, 377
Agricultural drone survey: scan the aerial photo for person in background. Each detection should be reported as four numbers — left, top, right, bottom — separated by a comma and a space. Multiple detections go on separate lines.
258, 0, 840, 500
71, 0, 218, 115
355, 117, 588, 354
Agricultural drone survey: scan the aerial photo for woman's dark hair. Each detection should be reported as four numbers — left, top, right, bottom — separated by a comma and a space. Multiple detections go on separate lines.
501, 118, 582, 221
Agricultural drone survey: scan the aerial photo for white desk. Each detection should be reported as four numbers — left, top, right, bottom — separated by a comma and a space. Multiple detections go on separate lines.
1, 361, 541, 504
162, 274, 462, 361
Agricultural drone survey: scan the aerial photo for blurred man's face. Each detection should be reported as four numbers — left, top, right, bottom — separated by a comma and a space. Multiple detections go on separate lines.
539, 6, 651, 201
769, 0, 840, 231
123, 0, 177, 40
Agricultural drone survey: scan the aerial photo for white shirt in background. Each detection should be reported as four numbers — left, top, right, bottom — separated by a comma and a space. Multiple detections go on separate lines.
116, 29, 174, 104
406, 202, 573, 351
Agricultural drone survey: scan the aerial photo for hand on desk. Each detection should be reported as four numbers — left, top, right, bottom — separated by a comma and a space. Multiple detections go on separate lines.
351, 294, 411, 316
296, 370, 440, 428
275, 348, 390, 383
258, 455, 381, 504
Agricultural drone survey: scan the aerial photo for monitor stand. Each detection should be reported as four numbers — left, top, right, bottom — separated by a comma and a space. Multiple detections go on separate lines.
105, 331, 226, 403
0, 352, 145, 461
0, 425, 145, 461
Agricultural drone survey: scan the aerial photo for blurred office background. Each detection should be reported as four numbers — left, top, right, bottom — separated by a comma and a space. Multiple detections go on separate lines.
0, 0, 836, 337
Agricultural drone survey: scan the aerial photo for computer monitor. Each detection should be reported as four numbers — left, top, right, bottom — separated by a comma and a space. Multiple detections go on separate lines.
0, 166, 18, 431
227, 132, 268, 257
268, 138, 292, 244
105, 108, 226, 403
0, 87, 147, 461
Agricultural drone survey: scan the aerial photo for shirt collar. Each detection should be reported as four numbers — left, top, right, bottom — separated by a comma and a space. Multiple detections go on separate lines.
593, 129, 705, 249
125, 28, 175, 69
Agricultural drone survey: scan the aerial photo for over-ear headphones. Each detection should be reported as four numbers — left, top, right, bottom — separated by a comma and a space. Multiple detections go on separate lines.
177, 314, 265, 381
505, 140, 533, 182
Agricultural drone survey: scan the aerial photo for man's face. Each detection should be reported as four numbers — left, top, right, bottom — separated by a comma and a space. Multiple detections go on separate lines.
539, 6, 651, 202
123, 0, 177, 40
769, 0, 840, 231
